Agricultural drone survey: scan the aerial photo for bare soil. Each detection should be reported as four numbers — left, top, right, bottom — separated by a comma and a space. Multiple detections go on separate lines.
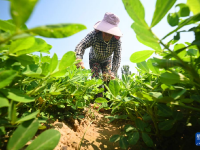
53, 107, 124, 150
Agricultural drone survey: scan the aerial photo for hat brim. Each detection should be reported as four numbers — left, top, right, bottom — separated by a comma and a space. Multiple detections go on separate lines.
94, 20, 122, 37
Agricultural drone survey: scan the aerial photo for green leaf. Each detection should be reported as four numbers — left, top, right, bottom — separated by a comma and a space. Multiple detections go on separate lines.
130, 50, 154, 63
95, 97, 108, 103
151, 0, 177, 27
135, 119, 148, 131
7, 119, 39, 150
162, 13, 200, 40
142, 133, 154, 147
137, 61, 149, 72
187, 49, 198, 56
16, 110, 39, 124
0, 19, 16, 33
16, 38, 52, 55
176, 3, 190, 17
157, 104, 173, 117
128, 131, 139, 145
50, 69, 68, 78
109, 80, 120, 97
158, 120, 175, 130
173, 111, 183, 120
149, 92, 163, 99
136, 35, 162, 52
9, 37, 35, 54
41, 62, 50, 77
171, 89, 186, 100
122, 0, 148, 27
13, 54, 35, 66
0, 94, 9, 108
30, 24, 86, 38
119, 136, 128, 149
22, 64, 42, 77
132, 23, 161, 51
160, 72, 183, 84
49, 53, 58, 73
109, 135, 120, 142
59, 51, 76, 70
0, 70, 17, 89
10, 0, 38, 28
0, 88, 35, 103
41, 56, 51, 63
187, 0, 200, 14
167, 13, 179, 26
147, 58, 160, 74
26, 129, 60, 150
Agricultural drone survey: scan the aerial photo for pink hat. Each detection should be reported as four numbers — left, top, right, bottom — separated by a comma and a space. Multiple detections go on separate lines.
94, 12, 122, 37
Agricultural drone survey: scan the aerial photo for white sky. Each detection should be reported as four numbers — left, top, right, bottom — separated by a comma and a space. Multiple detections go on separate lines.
0, 0, 195, 76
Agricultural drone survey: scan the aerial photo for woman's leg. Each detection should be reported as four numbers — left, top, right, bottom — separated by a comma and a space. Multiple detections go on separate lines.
89, 60, 103, 97
101, 59, 112, 92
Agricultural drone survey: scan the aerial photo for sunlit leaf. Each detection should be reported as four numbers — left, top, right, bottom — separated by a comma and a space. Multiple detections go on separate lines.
147, 58, 160, 74
137, 61, 149, 72
0, 19, 16, 33
59, 51, 76, 70
122, 0, 148, 27
109, 135, 120, 142
0, 88, 35, 103
49, 53, 58, 73
30, 24, 86, 38
7, 119, 39, 150
10, 0, 38, 28
95, 97, 108, 103
130, 50, 154, 63
187, 0, 200, 14
109, 80, 120, 97
26, 129, 60, 150
0, 94, 9, 108
151, 0, 176, 27
16, 110, 39, 124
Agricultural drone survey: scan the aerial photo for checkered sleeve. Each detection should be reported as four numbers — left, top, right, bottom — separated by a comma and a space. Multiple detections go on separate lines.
75, 30, 95, 59
111, 40, 122, 74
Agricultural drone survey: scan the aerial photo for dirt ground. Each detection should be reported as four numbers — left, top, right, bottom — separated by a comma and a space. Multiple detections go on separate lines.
53, 107, 124, 150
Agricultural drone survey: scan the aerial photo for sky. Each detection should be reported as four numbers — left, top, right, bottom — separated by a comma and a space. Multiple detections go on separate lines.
0, 0, 195, 76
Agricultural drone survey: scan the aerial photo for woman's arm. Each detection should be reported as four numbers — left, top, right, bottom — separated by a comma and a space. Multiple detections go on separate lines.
111, 40, 122, 75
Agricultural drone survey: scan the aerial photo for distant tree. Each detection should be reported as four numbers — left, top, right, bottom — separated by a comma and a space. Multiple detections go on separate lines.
121, 65, 131, 76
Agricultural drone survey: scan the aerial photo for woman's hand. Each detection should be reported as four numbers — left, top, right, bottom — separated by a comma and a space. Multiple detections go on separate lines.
75, 59, 85, 69
103, 72, 115, 81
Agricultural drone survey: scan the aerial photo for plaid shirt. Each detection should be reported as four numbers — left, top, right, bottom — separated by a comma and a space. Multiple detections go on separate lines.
75, 30, 122, 73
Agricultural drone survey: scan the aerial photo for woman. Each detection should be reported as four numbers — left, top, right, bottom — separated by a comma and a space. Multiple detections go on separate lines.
75, 12, 122, 81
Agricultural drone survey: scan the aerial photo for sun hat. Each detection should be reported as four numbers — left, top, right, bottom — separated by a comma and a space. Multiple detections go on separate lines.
94, 12, 122, 37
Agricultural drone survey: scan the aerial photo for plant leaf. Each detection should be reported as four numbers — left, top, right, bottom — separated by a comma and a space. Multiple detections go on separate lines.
0, 70, 17, 89
10, 0, 38, 28
109, 135, 120, 142
30, 24, 86, 38
16, 110, 39, 124
9, 37, 35, 54
59, 51, 76, 70
187, 0, 200, 14
122, 0, 148, 27
132, 23, 161, 51
142, 133, 154, 147
147, 58, 160, 74
95, 97, 108, 103
128, 131, 139, 145
167, 13, 179, 26
158, 120, 175, 130
0, 19, 16, 33
26, 129, 60, 150
137, 61, 149, 72
176, 3, 190, 17
7, 119, 39, 150
109, 80, 120, 97
119, 136, 128, 149
0, 94, 9, 108
151, 0, 177, 27
49, 53, 58, 73
0, 88, 35, 103
130, 50, 154, 63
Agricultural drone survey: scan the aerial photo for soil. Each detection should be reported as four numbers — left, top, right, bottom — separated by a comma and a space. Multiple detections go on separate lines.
53, 106, 125, 150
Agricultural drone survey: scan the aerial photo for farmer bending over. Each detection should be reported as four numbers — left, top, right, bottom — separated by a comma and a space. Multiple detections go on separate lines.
75, 12, 122, 96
